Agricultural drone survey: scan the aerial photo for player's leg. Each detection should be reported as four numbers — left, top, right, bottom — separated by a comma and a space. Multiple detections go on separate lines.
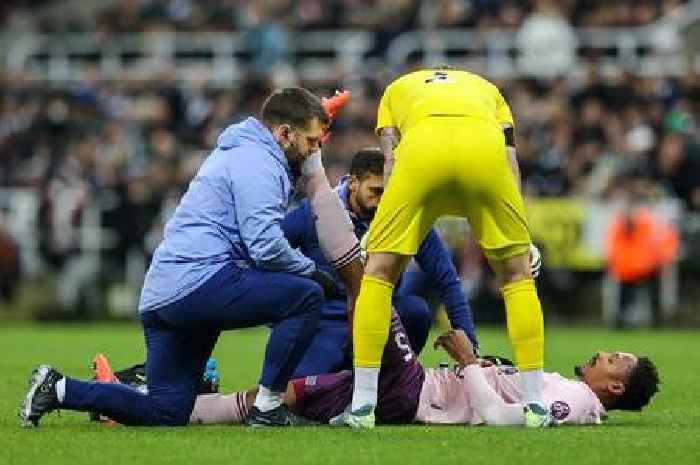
374, 313, 425, 424
350, 120, 446, 426
487, 253, 546, 425
21, 263, 323, 428
139, 310, 221, 425
190, 373, 315, 425
20, 311, 219, 427
190, 390, 257, 424
321, 312, 424, 426
162, 265, 324, 425
292, 300, 351, 378
452, 119, 547, 426
350, 251, 411, 423
244, 273, 323, 423
392, 294, 432, 354
290, 371, 354, 424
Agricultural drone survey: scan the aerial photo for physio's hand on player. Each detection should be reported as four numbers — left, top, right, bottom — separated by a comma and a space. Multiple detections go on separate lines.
311, 268, 343, 300
529, 243, 542, 278
433, 329, 478, 368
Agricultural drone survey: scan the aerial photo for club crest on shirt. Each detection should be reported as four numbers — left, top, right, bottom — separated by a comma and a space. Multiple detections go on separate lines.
550, 401, 571, 421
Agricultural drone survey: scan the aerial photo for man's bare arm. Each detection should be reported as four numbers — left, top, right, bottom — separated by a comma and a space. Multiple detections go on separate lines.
379, 127, 400, 185
433, 329, 477, 368
434, 330, 524, 426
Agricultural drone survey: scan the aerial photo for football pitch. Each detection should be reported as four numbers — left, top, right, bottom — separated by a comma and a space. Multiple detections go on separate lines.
2, 323, 699, 465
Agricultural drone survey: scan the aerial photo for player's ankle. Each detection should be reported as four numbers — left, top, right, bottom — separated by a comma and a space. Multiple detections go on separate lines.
520, 369, 544, 405
351, 367, 379, 411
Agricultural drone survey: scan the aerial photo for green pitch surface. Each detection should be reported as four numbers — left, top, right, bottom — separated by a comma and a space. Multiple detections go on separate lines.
2, 324, 699, 465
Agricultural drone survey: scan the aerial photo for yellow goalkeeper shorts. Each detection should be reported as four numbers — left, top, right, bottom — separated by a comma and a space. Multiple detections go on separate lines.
367, 116, 531, 261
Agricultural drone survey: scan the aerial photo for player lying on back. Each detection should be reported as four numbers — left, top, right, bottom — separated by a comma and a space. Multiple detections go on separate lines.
185, 314, 659, 427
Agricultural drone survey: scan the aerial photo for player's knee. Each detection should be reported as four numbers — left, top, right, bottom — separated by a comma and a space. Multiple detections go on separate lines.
365, 253, 410, 284
491, 252, 531, 284
293, 280, 324, 318
305, 281, 325, 305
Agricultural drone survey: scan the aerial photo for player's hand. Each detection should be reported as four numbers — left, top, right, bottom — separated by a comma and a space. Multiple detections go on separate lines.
529, 243, 542, 278
311, 268, 343, 300
433, 329, 478, 367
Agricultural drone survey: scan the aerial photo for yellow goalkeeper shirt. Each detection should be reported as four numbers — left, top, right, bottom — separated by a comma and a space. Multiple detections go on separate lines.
376, 69, 514, 138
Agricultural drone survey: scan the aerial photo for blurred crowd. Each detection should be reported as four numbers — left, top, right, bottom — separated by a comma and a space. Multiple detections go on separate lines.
1, 0, 699, 318
1, 0, 691, 34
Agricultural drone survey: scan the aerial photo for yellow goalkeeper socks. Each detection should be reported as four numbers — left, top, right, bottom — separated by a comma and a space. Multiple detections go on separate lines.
502, 278, 544, 372
353, 275, 394, 368
351, 275, 394, 411
502, 278, 545, 404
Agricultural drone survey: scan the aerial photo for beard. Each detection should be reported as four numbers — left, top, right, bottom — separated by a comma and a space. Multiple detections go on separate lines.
284, 145, 304, 180
355, 203, 376, 220
289, 157, 302, 180
360, 206, 376, 219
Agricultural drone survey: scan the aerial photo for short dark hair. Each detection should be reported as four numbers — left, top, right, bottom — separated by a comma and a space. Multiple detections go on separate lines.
261, 87, 329, 129
350, 148, 384, 179
614, 357, 660, 411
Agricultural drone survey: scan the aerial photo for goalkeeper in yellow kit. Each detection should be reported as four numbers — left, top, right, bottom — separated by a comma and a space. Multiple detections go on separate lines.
347, 67, 549, 428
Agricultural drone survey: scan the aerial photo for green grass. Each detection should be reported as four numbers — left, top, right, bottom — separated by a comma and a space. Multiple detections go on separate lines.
2, 324, 699, 465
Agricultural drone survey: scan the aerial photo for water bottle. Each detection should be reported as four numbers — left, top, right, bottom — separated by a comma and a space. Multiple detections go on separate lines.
202, 357, 220, 393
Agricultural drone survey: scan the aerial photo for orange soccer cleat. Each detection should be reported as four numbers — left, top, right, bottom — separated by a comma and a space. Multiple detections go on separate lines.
93, 353, 118, 383
321, 89, 351, 121
92, 353, 118, 425
321, 89, 351, 143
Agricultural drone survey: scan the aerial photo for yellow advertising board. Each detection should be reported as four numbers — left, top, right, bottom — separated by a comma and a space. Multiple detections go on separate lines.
525, 199, 605, 270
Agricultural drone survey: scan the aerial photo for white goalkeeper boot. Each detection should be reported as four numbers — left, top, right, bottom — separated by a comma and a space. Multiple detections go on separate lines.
523, 402, 551, 428
330, 404, 375, 429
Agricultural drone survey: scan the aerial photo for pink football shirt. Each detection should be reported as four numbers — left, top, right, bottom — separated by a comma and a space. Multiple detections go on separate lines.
415, 365, 606, 426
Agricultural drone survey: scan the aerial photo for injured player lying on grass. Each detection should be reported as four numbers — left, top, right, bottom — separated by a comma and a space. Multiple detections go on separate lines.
99, 314, 660, 427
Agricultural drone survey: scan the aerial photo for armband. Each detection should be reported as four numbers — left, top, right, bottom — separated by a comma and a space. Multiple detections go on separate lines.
503, 127, 516, 149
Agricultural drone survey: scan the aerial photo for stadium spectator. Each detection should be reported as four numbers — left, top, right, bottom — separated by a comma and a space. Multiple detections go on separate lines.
0, 220, 21, 304
516, 0, 577, 77
653, 132, 700, 211
606, 182, 680, 328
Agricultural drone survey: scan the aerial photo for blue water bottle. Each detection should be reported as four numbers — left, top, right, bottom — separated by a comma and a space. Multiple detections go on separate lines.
202, 357, 220, 393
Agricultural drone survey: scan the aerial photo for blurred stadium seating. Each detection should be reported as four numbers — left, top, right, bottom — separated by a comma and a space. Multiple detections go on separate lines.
0, 0, 699, 326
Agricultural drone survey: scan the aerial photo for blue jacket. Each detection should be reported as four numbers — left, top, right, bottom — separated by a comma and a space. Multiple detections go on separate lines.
281, 178, 477, 344
139, 117, 315, 312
